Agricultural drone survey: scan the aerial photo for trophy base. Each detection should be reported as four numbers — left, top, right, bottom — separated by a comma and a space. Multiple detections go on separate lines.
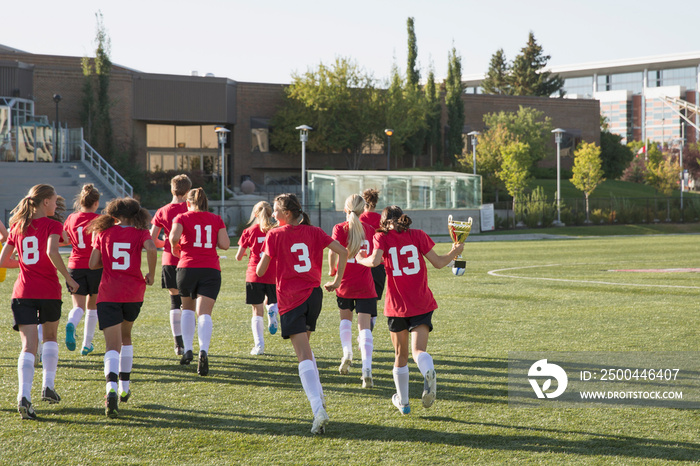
453, 260, 466, 269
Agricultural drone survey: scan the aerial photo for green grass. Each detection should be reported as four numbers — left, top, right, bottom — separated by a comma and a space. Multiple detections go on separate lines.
533, 178, 700, 202
1, 237, 699, 464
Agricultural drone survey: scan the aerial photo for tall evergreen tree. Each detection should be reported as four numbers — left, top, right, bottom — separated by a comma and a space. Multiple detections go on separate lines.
406, 17, 420, 88
481, 49, 511, 95
508, 32, 564, 97
403, 17, 426, 165
424, 68, 442, 165
445, 46, 465, 164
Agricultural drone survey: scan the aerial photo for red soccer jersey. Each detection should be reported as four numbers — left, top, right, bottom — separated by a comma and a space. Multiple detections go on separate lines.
238, 224, 276, 284
359, 211, 381, 231
64, 211, 100, 269
152, 202, 188, 267
263, 224, 332, 314
373, 228, 438, 318
92, 226, 151, 303
7, 217, 63, 300
172, 211, 225, 270
331, 221, 377, 299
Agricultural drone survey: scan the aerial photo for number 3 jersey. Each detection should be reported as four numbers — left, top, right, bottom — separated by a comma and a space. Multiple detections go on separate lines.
7, 217, 64, 300
92, 225, 151, 303
263, 223, 332, 314
172, 211, 225, 270
374, 229, 438, 318
63, 211, 100, 269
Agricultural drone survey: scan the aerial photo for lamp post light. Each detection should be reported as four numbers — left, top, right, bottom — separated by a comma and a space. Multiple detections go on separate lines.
215, 126, 230, 215
384, 129, 393, 171
53, 94, 62, 163
467, 131, 480, 175
552, 128, 566, 226
296, 125, 312, 208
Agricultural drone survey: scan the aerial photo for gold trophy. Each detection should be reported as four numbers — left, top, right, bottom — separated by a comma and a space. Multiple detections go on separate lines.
447, 215, 472, 272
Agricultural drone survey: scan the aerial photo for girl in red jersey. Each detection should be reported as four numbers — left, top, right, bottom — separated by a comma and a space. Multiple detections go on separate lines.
356, 205, 463, 415
359, 188, 385, 314
169, 188, 230, 376
62, 184, 101, 355
150, 174, 192, 357
0, 184, 79, 420
257, 193, 348, 435
235, 201, 278, 355
328, 194, 377, 388
88, 198, 157, 418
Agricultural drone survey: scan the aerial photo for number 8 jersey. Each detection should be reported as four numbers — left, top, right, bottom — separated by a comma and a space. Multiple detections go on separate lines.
374, 229, 438, 318
263, 223, 332, 313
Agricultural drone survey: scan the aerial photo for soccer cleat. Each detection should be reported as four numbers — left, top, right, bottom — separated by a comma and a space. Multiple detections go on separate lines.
422, 369, 437, 408
392, 393, 410, 415
267, 309, 278, 335
105, 389, 119, 418
361, 368, 373, 388
81, 343, 95, 356
310, 407, 329, 435
174, 335, 184, 356
120, 390, 131, 403
197, 350, 209, 376
65, 323, 76, 351
180, 350, 193, 365
250, 345, 264, 356
18, 397, 37, 420
41, 386, 61, 404
338, 355, 352, 375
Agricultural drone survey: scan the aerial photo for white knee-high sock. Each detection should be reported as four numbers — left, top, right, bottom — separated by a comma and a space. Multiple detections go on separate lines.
415, 351, 435, 378
299, 359, 323, 415
119, 345, 133, 394
17, 352, 35, 402
358, 329, 373, 372
37, 324, 43, 358
393, 365, 410, 405
197, 314, 213, 353
339, 319, 353, 358
82, 309, 98, 348
251, 316, 264, 348
42, 341, 59, 389
180, 309, 196, 352
170, 308, 182, 337
104, 350, 120, 394
311, 352, 325, 399
68, 307, 84, 327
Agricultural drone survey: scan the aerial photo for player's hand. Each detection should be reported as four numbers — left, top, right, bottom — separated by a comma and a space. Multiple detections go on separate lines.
66, 278, 79, 294
172, 244, 181, 258
145, 273, 155, 286
323, 280, 340, 292
453, 243, 465, 256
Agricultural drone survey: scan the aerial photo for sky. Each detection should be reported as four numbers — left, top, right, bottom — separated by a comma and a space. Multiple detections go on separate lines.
2, 0, 699, 85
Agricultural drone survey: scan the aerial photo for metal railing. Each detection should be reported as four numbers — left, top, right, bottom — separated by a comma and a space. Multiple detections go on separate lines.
80, 139, 133, 198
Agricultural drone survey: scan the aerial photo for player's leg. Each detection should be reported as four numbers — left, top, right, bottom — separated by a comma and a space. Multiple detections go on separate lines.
195, 295, 216, 376
391, 327, 411, 414
411, 323, 436, 408
81, 293, 99, 355
250, 303, 265, 355
338, 304, 354, 374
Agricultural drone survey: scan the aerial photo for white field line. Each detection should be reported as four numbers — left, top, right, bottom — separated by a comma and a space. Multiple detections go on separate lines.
487, 264, 700, 290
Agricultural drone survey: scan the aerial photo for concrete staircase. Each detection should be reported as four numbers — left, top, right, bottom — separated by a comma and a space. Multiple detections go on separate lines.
0, 161, 119, 224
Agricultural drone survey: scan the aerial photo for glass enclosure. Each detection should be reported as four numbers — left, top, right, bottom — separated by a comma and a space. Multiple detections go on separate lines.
307, 170, 481, 211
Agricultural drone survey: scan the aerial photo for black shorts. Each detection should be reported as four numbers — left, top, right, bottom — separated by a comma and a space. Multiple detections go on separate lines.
387, 311, 434, 333
68, 267, 102, 296
245, 282, 277, 305
336, 297, 377, 317
161, 265, 178, 290
280, 287, 322, 339
177, 268, 221, 300
371, 264, 386, 300
11, 299, 62, 331
97, 302, 142, 330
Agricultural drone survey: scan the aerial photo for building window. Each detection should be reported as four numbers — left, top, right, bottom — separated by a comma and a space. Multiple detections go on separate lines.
563, 76, 593, 97
250, 118, 270, 152
146, 124, 221, 175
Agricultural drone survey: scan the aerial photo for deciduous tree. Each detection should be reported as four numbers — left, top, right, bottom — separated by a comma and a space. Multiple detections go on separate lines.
570, 142, 605, 222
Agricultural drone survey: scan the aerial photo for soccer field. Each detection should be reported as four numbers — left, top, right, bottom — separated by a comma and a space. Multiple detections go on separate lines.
0, 235, 698, 464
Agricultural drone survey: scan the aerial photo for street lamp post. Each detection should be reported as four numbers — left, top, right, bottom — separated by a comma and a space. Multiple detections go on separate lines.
53, 94, 62, 163
384, 129, 393, 171
296, 125, 312, 208
552, 128, 566, 226
467, 131, 480, 175
215, 126, 230, 216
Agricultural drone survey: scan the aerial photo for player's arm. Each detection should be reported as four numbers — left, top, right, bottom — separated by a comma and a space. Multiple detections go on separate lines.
48, 233, 79, 293
424, 242, 464, 269
323, 240, 347, 291
143, 238, 158, 285
217, 227, 230, 250
89, 248, 103, 270
0, 243, 18, 268
150, 225, 165, 249
356, 248, 383, 268
169, 223, 183, 258
59, 229, 70, 247
0, 220, 8, 243
235, 245, 247, 261
328, 248, 338, 276
256, 252, 271, 277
